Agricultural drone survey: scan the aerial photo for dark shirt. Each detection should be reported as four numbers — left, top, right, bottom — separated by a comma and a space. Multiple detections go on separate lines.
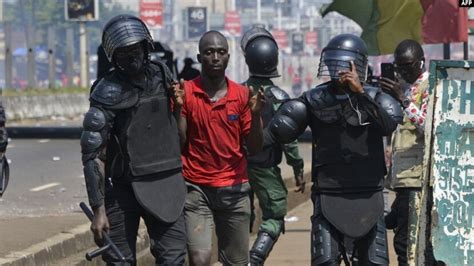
178, 67, 200, 81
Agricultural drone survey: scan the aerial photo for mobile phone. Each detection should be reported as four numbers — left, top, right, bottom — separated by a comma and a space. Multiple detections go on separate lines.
381, 63, 395, 80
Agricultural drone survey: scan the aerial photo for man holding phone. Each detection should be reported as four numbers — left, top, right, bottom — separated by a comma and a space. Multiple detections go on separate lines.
380, 39, 434, 265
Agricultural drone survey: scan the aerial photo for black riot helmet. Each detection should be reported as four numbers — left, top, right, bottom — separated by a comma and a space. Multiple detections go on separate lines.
241, 26, 280, 78
318, 34, 368, 81
102, 14, 154, 63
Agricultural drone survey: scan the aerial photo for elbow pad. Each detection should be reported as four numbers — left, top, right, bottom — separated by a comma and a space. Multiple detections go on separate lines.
269, 100, 308, 144
81, 106, 108, 208
375, 92, 404, 124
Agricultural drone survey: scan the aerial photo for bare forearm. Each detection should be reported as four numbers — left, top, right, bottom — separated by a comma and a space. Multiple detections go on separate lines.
246, 114, 263, 155
177, 113, 187, 151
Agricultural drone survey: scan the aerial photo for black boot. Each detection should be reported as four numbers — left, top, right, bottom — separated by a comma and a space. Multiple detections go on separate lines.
249, 231, 277, 266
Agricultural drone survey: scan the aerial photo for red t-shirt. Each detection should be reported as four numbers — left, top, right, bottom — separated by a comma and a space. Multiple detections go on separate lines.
181, 77, 251, 187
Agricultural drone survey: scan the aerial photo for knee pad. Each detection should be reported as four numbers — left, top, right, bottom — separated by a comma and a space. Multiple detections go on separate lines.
311, 215, 333, 265
368, 218, 389, 265
249, 231, 277, 265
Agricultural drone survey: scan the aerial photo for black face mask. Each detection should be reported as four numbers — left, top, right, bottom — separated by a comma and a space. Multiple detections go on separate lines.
113, 43, 146, 75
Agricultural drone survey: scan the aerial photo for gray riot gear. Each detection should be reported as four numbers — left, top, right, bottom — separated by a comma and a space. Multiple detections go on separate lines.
91, 77, 139, 109
81, 107, 109, 208
268, 100, 308, 144
80, 131, 103, 154
102, 14, 154, 62
375, 91, 404, 124
241, 26, 279, 78
249, 231, 277, 265
268, 82, 399, 264
83, 107, 107, 131
265, 85, 290, 103
0, 128, 7, 153
311, 196, 389, 265
318, 34, 368, 81
83, 159, 105, 208
240, 26, 274, 52
82, 61, 185, 221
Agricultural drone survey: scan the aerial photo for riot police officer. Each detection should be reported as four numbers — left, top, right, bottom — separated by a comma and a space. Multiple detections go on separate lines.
80, 15, 186, 265
268, 34, 403, 265
241, 26, 305, 265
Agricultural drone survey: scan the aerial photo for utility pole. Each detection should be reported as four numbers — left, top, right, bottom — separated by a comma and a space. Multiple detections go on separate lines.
79, 22, 89, 88
4, 22, 12, 89
257, 0, 261, 23
297, 0, 303, 32
66, 28, 74, 87
277, 5, 282, 29
228, 0, 237, 81
47, 26, 56, 89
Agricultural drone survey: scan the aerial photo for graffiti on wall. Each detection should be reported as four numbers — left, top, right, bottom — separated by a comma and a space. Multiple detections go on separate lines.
431, 79, 474, 265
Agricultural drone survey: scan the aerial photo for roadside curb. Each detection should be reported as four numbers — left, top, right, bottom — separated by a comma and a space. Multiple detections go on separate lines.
7, 127, 83, 139
0, 224, 92, 266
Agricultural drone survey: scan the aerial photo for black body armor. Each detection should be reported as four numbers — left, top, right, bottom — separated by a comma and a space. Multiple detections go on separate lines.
82, 62, 185, 222
247, 85, 289, 168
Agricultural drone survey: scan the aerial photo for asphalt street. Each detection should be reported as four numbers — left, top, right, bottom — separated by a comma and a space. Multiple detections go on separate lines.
0, 138, 87, 217
0, 137, 313, 218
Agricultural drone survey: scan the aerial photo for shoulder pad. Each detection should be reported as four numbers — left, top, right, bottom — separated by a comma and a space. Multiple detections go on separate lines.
90, 78, 138, 109
265, 85, 290, 103
362, 85, 380, 99
306, 83, 337, 110
375, 91, 404, 124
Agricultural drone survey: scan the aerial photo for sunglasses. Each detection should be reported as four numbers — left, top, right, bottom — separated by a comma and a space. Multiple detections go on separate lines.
393, 59, 423, 71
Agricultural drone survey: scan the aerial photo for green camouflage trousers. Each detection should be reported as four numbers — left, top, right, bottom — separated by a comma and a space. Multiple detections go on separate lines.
248, 166, 287, 238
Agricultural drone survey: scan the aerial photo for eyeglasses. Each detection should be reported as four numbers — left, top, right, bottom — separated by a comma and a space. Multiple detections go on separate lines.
393, 59, 422, 71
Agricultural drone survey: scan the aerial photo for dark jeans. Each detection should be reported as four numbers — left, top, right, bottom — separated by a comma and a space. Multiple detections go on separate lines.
390, 190, 410, 266
104, 183, 186, 265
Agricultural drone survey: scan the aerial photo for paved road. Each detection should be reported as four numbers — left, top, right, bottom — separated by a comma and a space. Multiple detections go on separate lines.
0, 138, 86, 217
1, 138, 313, 218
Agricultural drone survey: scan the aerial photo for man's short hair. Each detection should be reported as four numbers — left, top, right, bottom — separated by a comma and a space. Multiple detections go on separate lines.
395, 39, 424, 58
198, 31, 227, 52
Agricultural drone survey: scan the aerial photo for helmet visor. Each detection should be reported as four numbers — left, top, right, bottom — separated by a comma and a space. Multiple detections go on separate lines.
318, 49, 367, 81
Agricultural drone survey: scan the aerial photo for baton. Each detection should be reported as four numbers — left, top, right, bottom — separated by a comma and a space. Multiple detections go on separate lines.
79, 202, 127, 262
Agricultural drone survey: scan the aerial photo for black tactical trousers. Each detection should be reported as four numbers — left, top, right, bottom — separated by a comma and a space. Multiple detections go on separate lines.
103, 183, 186, 265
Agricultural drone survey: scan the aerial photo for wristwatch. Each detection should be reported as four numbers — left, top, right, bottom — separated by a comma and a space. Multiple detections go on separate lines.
401, 97, 411, 109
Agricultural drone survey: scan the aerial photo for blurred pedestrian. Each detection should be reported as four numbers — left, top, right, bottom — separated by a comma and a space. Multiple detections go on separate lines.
178, 57, 200, 81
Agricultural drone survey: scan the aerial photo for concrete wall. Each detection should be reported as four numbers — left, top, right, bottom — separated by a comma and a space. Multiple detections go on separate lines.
3, 94, 89, 121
